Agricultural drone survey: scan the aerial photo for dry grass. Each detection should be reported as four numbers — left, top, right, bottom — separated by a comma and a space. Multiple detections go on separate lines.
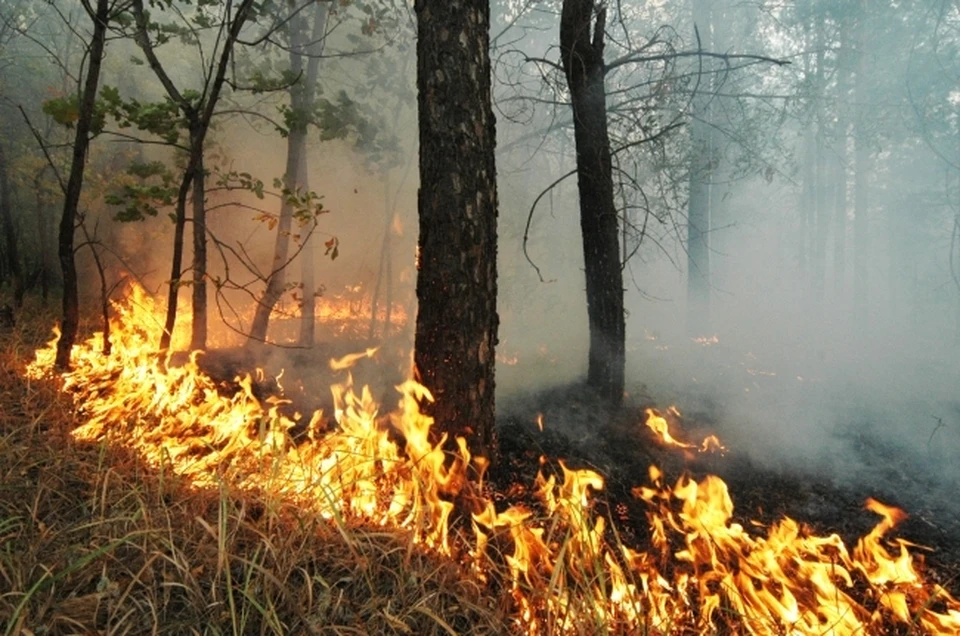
0, 308, 509, 636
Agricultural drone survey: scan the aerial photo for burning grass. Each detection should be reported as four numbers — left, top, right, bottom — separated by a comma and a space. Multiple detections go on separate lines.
7, 284, 960, 634
0, 320, 504, 634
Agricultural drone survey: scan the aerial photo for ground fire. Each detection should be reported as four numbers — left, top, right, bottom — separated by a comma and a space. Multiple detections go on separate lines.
25, 284, 960, 634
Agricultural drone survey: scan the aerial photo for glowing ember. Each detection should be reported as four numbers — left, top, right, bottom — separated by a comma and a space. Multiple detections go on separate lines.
26, 284, 960, 634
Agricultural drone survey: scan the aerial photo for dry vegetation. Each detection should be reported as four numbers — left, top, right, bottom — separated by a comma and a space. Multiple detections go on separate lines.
0, 310, 508, 635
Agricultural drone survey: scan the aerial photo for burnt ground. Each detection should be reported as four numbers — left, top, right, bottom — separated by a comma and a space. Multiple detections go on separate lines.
493, 381, 960, 599
192, 338, 960, 600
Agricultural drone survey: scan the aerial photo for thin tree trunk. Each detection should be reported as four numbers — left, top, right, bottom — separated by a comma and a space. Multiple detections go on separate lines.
132, 0, 255, 353
833, 35, 849, 301
814, 13, 828, 304
0, 142, 22, 308
34, 170, 52, 301
251, 2, 328, 346
414, 0, 500, 458
853, 12, 870, 330
560, 0, 625, 405
55, 0, 109, 370
686, 0, 712, 337
297, 153, 315, 347
190, 150, 207, 350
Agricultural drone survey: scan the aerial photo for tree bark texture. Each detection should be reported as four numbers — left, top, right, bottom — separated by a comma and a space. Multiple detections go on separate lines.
55, 0, 109, 370
560, 0, 625, 405
414, 0, 500, 458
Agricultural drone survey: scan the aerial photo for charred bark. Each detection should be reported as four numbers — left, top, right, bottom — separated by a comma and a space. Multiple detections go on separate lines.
560, 0, 625, 405
414, 0, 500, 459
55, 0, 109, 370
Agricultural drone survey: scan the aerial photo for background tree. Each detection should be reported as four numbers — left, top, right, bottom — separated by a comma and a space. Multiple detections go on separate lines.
559, 0, 625, 405
414, 0, 500, 459
55, 0, 117, 369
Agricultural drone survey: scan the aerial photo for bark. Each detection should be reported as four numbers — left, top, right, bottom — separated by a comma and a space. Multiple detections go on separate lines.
686, 0, 712, 337
189, 149, 206, 350
414, 0, 500, 458
250, 2, 328, 346
0, 142, 22, 308
560, 0, 625, 404
55, 0, 109, 370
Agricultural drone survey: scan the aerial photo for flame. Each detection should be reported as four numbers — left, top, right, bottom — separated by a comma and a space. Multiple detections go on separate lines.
644, 408, 727, 455
26, 283, 960, 634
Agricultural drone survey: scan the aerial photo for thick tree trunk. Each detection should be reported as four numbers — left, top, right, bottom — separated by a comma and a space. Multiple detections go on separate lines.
686, 0, 712, 337
55, 0, 109, 370
414, 0, 500, 458
0, 142, 22, 309
561, 0, 624, 404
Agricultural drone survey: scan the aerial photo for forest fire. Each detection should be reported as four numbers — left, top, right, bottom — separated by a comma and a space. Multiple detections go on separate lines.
26, 285, 960, 634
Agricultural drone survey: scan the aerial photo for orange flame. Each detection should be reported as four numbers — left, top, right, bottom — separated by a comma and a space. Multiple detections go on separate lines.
26, 283, 960, 634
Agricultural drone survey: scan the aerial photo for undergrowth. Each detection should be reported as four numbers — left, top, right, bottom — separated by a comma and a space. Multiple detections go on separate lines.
0, 307, 508, 635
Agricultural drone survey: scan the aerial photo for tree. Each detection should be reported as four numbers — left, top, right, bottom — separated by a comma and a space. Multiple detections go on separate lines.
414, 0, 499, 459
128, 0, 255, 353
247, 1, 329, 347
55, 0, 112, 370
686, 0, 713, 336
559, 0, 625, 405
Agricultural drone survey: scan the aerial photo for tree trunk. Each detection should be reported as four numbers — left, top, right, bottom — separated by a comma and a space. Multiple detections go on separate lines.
250, 2, 328, 346
0, 142, 22, 309
686, 0, 712, 337
853, 13, 870, 330
560, 0, 624, 404
297, 3, 329, 348
833, 34, 850, 301
814, 12, 828, 305
134, 0, 255, 353
160, 131, 197, 353
55, 0, 109, 370
414, 0, 500, 459
297, 155, 316, 347
189, 150, 207, 350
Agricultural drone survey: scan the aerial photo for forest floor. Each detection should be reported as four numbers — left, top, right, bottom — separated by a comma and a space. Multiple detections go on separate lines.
1, 305, 959, 634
